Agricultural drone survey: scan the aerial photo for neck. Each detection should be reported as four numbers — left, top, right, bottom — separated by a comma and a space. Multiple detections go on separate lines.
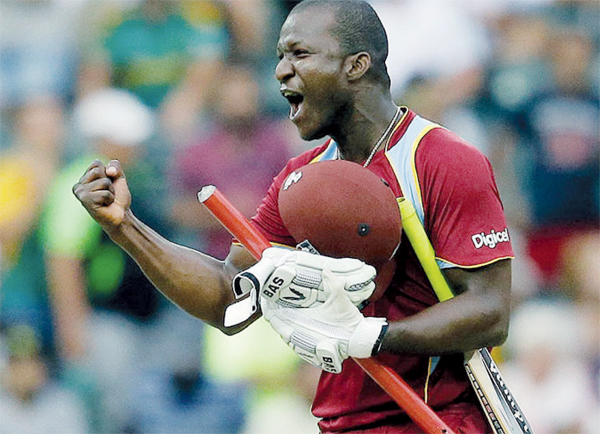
335, 100, 399, 164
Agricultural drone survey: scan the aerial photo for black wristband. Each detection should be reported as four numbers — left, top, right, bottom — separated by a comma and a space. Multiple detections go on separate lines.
371, 322, 389, 356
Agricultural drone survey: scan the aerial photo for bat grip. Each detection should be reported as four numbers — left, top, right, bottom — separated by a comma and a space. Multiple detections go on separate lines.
198, 185, 455, 434
199, 186, 271, 257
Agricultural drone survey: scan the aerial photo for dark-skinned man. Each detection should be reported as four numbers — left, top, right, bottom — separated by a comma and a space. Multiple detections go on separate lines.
73, 1, 513, 432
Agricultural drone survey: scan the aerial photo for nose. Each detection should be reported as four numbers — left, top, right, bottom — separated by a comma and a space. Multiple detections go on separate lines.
275, 56, 294, 83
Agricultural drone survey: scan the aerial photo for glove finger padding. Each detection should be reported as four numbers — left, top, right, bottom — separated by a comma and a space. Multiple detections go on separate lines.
258, 248, 376, 308
261, 293, 347, 373
261, 268, 388, 374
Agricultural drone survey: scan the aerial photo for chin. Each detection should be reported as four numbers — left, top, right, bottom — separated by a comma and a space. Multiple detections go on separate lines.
296, 122, 328, 143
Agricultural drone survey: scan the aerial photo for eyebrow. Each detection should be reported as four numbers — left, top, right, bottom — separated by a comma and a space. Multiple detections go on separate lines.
277, 39, 303, 57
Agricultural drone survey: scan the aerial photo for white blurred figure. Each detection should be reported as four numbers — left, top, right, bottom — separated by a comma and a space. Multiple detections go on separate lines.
40, 87, 158, 432
370, 0, 491, 99
501, 299, 599, 433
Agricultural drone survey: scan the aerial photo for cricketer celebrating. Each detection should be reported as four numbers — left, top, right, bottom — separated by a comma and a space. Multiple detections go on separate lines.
73, 1, 515, 432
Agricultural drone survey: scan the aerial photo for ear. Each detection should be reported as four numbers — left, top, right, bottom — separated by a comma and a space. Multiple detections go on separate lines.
344, 52, 371, 82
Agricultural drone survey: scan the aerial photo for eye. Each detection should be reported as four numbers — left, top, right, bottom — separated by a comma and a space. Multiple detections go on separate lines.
293, 49, 309, 58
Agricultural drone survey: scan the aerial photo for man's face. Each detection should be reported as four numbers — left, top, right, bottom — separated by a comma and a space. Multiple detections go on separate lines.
276, 8, 350, 141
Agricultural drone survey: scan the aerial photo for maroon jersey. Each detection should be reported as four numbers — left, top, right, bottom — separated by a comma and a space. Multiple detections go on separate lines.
250, 108, 514, 433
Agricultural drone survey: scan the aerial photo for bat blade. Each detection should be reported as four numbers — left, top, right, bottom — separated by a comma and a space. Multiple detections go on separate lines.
465, 349, 534, 434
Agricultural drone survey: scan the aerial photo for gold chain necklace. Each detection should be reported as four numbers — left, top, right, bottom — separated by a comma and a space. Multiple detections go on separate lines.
337, 106, 402, 167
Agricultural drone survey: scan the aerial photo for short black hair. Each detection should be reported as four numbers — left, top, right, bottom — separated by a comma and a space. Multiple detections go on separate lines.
291, 0, 390, 88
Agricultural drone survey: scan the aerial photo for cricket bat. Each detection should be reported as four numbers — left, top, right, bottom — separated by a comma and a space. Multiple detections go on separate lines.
198, 185, 455, 434
397, 197, 534, 434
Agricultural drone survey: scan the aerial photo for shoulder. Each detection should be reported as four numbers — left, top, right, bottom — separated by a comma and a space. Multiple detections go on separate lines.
289, 141, 332, 168
418, 127, 489, 166
266, 141, 331, 206
416, 127, 495, 191
272, 142, 331, 185
386, 110, 496, 199
251, 143, 329, 245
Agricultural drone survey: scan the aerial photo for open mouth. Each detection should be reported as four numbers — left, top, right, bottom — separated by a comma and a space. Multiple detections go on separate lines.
281, 89, 304, 120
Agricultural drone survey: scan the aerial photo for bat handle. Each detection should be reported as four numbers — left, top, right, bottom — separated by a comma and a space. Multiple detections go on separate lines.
198, 185, 456, 434
355, 358, 454, 434
199, 186, 271, 257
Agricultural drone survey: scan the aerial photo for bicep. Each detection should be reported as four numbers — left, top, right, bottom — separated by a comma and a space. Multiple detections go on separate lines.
443, 259, 512, 298
443, 259, 512, 344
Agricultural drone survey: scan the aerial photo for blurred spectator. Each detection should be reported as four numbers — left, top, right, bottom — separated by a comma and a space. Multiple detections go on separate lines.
127, 304, 247, 433
221, 0, 300, 114
475, 10, 554, 233
38, 88, 176, 432
168, 62, 299, 257
0, 97, 66, 358
482, 10, 553, 118
77, 0, 230, 143
0, 0, 85, 110
512, 27, 599, 291
0, 325, 89, 434
501, 298, 599, 433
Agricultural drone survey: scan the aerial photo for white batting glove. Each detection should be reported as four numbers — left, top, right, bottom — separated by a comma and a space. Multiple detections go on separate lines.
261, 267, 388, 374
234, 247, 376, 308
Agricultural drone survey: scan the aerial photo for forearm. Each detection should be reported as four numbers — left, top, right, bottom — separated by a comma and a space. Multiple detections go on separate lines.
380, 293, 508, 355
71, 160, 249, 329
380, 260, 512, 355
107, 210, 238, 330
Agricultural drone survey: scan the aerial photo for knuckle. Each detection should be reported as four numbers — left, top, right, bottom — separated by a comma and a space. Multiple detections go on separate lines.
99, 178, 113, 189
89, 166, 103, 177
99, 191, 115, 204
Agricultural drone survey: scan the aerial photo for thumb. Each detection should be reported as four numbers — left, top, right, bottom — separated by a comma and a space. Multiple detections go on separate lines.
320, 268, 362, 323
106, 159, 125, 180
321, 267, 350, 304
106, 159, 131, 211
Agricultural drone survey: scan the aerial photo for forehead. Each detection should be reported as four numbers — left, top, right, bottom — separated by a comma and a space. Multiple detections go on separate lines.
277, 7, 339, 53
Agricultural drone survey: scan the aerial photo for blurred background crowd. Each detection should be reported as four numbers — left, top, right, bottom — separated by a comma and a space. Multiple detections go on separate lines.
0, 0, 597, 433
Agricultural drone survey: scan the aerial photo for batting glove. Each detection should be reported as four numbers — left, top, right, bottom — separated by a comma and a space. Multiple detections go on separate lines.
261, 267, 388, 374
234, 247, 376, 308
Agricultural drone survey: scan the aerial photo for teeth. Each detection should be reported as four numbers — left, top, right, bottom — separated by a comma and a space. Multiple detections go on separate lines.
280, 87, 302, 120
289, 104, 301, 120
281, 90, 298, 98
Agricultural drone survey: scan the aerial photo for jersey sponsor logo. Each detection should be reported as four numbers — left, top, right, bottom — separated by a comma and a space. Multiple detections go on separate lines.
282, 170, 303, 191
471, 228, 510, 249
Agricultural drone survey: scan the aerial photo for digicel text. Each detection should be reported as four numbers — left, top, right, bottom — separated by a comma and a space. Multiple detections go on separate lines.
471, 228, 510, 249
